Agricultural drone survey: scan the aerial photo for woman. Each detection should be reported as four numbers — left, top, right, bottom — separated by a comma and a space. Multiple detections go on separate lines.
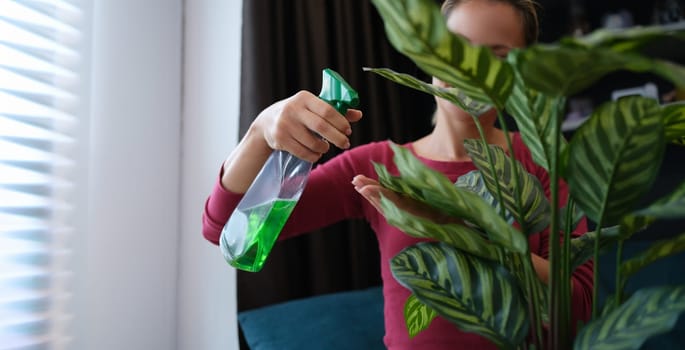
202, 0, 593, 348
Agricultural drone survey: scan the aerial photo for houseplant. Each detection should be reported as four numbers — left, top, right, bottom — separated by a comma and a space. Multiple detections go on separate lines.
365, 0, 685, 349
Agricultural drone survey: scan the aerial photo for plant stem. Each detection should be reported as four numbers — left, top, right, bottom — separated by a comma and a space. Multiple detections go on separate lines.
524, 256, 544, 349
561, 198, 574, 345
495, 111, 529, 234
471, 115, 507, 221
548, 97, 565, 349
495, 111, 542, 347
615, 239, 625, 305
591, 219, 604, 318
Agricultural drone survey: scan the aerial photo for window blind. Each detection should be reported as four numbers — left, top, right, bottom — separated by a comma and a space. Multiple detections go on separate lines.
0, 0, 83, 348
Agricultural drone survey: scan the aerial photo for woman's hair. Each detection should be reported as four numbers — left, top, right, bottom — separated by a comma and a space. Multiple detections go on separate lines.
441, 0, 539, 45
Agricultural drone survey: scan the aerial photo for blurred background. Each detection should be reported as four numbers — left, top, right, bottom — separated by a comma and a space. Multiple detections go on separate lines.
1, 0, 683, 349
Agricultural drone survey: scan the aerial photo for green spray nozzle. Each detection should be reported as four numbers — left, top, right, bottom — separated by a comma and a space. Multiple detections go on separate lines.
318, 68, 359, 115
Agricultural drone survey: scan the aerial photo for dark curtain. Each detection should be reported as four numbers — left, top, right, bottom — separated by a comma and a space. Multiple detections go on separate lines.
236, 1, 685, 349
237, 0, 435, 324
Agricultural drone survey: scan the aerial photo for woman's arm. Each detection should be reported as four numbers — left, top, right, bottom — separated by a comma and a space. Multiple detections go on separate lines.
202, 91, 362, 244
220, 90, 362, 193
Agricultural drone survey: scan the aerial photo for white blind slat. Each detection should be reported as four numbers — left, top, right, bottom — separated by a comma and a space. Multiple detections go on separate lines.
0, 67, 77, 101
0, 0, 83, 348
0, 139, 72, 164
0, 164, 52, 185
0, 114, 74, 142
0, 43, 77, 79
0, 19, 78, 59
0, 188, 50, 208
0, 213, 47, 232
0, 0, 80, 37
0, 91, 77, 121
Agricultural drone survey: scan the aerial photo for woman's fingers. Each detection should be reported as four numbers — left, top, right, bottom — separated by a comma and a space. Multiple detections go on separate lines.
259, 91, 362, 161
351, 174, 377, 188
352, 175, 386, 213
345, 108, 363, 123
352, 174, 460, 224
352, 175, 404, 214
302, 93, 362, 149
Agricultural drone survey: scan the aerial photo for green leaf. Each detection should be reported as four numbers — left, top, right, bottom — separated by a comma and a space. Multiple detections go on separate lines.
632, 179, 685, 220
650, 60, 685, 91
569, 226, 621, 270
455, 170, 514, 225
504, 59, 567, 172
566, 96, 665, 225
560, 203, 585, 232
619, 214, 655, 240
463, 139, 551, 235
620, 232, 685, 282
621, 179, 685, 237
662, 102, 685, 144
364, 67, 491, 117
375, 144, 529, 254
369, 0, 514, 109
379, 195, 506, 262
574, 285, 685, 350
511, 43, 685, 97
404, 294, 438, 339
391, 242, 529, 349
562, 24, 685, 53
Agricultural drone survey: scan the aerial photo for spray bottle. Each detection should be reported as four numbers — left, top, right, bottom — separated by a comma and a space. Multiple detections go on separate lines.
220, 68, 359, 272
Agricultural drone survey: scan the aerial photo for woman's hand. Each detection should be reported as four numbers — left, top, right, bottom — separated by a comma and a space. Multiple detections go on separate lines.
352, 175, 460, 225
253, 90, 363, 163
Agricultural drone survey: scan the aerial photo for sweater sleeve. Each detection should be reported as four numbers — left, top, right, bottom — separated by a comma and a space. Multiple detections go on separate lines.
202, 167, 244, 245
201, 143, 382, 246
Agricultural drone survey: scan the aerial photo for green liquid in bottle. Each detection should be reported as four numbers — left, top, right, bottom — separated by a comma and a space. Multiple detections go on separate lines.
220, 199, 297, 272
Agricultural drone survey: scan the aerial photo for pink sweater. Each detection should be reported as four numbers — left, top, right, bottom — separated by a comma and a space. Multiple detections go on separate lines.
202, 134, 593, 349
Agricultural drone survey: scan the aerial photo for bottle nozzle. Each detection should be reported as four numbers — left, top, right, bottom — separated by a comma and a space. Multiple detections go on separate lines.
318, 68, 360, 115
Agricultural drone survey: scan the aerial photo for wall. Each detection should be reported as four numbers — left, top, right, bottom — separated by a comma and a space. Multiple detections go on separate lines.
178, 0, 242, 349
72, 0, 241, 348
75, 0, 183, 348
72, 0, 183, 349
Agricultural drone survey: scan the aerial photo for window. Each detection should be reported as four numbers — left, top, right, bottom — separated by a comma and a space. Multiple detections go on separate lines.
0, 0, 85, 348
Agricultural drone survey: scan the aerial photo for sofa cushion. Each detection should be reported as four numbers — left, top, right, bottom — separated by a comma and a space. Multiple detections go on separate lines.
238, 286, 385, 350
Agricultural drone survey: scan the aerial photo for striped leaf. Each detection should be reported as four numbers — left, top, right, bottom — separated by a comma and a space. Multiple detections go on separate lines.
369, 0, 514, 109
391, 242, 529, 349
662, 102, 685, 145
455, 170, 514, 225
632, 179, 685, 220
619, 214, 655, 241
569, 226, 621, 270
566, 96, 665, 225
510, 43, 685, 97
574, 285, 685, 350
380, 195, 506, 262
374, 143, 529, 254
562, 24, 685, 53
620, 179, 685, 238
382, 184, 550, 325
404, 294, 437, 339
463, 139, 551, 235
560, 203, 585, 232
364, 67, 491, 117
504, 58, 566, 172
620, 232, 685, 284
651, 60, 685, 91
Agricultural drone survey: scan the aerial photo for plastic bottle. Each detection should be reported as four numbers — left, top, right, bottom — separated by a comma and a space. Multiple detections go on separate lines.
220, 68, 359, 272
